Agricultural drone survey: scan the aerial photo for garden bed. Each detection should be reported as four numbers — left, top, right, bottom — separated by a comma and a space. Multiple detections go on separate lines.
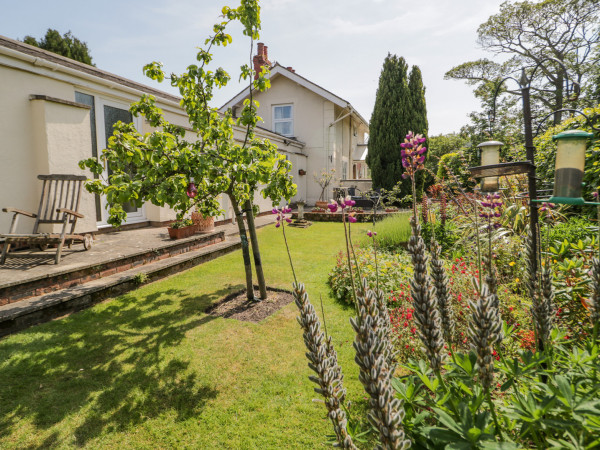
293, 210, 403, 223
206, 287, 294, 322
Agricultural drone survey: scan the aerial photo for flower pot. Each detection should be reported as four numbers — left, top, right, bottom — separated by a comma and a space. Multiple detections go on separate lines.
191, 212, 215, 232
315, 201, 329, 209
167, 225, 196, 239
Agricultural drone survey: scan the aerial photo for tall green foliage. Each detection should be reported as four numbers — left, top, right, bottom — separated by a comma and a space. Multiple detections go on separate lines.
23, 29, 94, 65
407, 66, 428, 138
367, 55, 428, 193
367, 54, 409, 191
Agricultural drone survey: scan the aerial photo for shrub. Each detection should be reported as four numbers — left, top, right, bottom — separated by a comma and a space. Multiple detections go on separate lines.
542, 216, 597, 246
328, 248, 413, 305
396, 332, 600, 449
421, 221, 459, 254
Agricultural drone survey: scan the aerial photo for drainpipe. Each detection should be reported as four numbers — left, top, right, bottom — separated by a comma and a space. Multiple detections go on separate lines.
327, 105, 353, 193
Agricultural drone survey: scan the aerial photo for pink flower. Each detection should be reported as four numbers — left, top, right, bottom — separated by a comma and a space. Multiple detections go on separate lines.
367, 230, 377, 238
348, 213, 357, 223
186, 180, 198, 198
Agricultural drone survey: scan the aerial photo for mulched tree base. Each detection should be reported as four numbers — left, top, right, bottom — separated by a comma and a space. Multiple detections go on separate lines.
206, 287, 294, 323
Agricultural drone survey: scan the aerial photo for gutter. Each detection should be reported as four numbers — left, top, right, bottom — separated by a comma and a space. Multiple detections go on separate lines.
0, 42, 183, 112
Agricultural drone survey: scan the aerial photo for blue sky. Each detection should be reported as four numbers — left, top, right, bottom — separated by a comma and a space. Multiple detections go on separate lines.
1, 0, 506, 134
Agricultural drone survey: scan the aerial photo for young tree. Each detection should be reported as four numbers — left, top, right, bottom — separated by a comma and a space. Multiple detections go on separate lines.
445, 0, 600, 126
80, 1, 296, 301
23, 29, 94, 65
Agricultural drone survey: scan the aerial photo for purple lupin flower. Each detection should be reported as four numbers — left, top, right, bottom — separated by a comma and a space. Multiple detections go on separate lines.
273, 205, 293, 228
401, 132, 427, 180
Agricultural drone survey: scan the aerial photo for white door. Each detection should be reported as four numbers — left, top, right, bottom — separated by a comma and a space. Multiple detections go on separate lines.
95, 98, 146, 227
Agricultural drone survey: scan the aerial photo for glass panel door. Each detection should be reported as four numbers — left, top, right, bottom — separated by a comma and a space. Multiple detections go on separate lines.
96, 98, 145, 226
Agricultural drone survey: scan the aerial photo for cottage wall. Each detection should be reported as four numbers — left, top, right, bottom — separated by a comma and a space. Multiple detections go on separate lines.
0, 38, 296, 236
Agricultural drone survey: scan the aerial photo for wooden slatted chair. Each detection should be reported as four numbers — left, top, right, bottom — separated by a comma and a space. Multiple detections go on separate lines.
1, 174, 93, 264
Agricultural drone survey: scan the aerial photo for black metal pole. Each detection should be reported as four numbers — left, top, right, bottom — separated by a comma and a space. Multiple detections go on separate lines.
520, 70, 539, 279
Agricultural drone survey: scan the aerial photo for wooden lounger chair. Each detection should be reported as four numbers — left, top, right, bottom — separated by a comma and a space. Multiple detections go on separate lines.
1, 174, 93, 264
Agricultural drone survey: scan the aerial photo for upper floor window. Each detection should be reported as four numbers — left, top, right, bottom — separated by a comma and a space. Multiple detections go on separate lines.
273, 104, 293, 136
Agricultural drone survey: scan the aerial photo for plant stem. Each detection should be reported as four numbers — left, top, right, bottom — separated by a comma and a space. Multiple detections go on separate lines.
373, 236, 379, 293
487, 391, 504, 441
281, 223, 297, 286
342, 213, 358, 309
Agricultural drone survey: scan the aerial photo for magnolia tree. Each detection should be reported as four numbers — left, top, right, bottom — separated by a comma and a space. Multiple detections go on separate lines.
80, 1, 296, 301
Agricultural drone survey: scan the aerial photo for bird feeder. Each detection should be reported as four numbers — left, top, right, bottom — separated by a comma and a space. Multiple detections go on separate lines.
548, 130, 594, 205
477, 140, 503, 192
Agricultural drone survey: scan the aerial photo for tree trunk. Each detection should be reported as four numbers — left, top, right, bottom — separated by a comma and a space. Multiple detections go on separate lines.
230, 196, 255, 301
244, 199, 268, 300
553, 73, 564, 126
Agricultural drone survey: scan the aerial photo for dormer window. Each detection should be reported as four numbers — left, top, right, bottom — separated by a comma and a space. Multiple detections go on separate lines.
273, 104, 293, 136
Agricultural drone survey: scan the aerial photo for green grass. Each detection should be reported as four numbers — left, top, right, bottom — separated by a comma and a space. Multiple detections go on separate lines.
367, 212, 412, 251
0, 222, 372, 449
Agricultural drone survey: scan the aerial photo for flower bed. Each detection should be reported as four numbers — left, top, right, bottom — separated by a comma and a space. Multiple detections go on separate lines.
293, 211, 398, 223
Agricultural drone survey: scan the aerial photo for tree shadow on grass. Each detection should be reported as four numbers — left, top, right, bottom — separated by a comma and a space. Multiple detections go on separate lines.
0, 283, 243, 446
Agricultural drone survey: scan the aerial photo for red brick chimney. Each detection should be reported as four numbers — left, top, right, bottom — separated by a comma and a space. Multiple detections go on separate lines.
253, 42, 271, 79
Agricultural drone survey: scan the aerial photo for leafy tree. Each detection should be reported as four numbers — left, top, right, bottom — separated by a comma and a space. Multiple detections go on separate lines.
80, 1, 296, 301
446, 0, 600, 126
23, 29, 94, 65
534, 103, 600, 202
367, 55, 428, 194
426, 133, 469, 177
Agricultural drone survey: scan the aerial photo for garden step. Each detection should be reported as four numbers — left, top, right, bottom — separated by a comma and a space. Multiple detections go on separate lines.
0, 230, 226, 305
0, 237, 242, 337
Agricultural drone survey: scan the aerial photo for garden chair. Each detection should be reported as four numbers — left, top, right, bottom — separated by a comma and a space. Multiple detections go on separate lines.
0, 174, 93, 265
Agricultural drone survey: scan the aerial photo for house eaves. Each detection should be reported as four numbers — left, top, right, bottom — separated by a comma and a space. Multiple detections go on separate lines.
0, 35, 182, 109
219, 63, 369, 127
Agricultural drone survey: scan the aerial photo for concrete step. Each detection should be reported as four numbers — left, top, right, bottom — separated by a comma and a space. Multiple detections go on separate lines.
0, 237, 241, 337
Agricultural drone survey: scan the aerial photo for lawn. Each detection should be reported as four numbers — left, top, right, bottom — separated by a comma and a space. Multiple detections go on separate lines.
0, 222, 372, 449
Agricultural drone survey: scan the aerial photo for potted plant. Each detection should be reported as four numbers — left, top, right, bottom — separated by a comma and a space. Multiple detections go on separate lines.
314, 168, 336, 209
192, 209, 215, 232
167, 218, 196, 239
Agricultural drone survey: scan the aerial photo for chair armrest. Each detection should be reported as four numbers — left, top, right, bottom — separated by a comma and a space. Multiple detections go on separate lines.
2, 207, 37, 218
57, 208, 84, 219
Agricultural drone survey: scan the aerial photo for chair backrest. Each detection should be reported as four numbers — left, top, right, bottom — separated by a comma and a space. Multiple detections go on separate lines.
33, 174, 87, 234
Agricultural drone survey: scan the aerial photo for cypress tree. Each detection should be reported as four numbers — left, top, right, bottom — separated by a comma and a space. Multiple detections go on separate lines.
367, 54, 410, 191
408, 66, 428, 138
408, 65, 430, 193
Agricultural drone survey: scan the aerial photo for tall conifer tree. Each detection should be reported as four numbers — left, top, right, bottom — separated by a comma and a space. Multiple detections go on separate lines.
367, 54, 410, 191
367, 55, 428, 193
408, 65, 429, 192
408, 66, 428, 138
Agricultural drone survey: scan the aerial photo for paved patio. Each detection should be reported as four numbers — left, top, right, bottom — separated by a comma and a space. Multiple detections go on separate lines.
0, 214, 278, 287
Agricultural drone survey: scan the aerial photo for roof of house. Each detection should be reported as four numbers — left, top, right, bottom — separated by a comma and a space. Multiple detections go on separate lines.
0, 35, 181, 104
219, 63, 369, 127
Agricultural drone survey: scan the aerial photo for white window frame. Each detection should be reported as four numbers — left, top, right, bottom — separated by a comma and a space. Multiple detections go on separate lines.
272, 104, 294, 137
